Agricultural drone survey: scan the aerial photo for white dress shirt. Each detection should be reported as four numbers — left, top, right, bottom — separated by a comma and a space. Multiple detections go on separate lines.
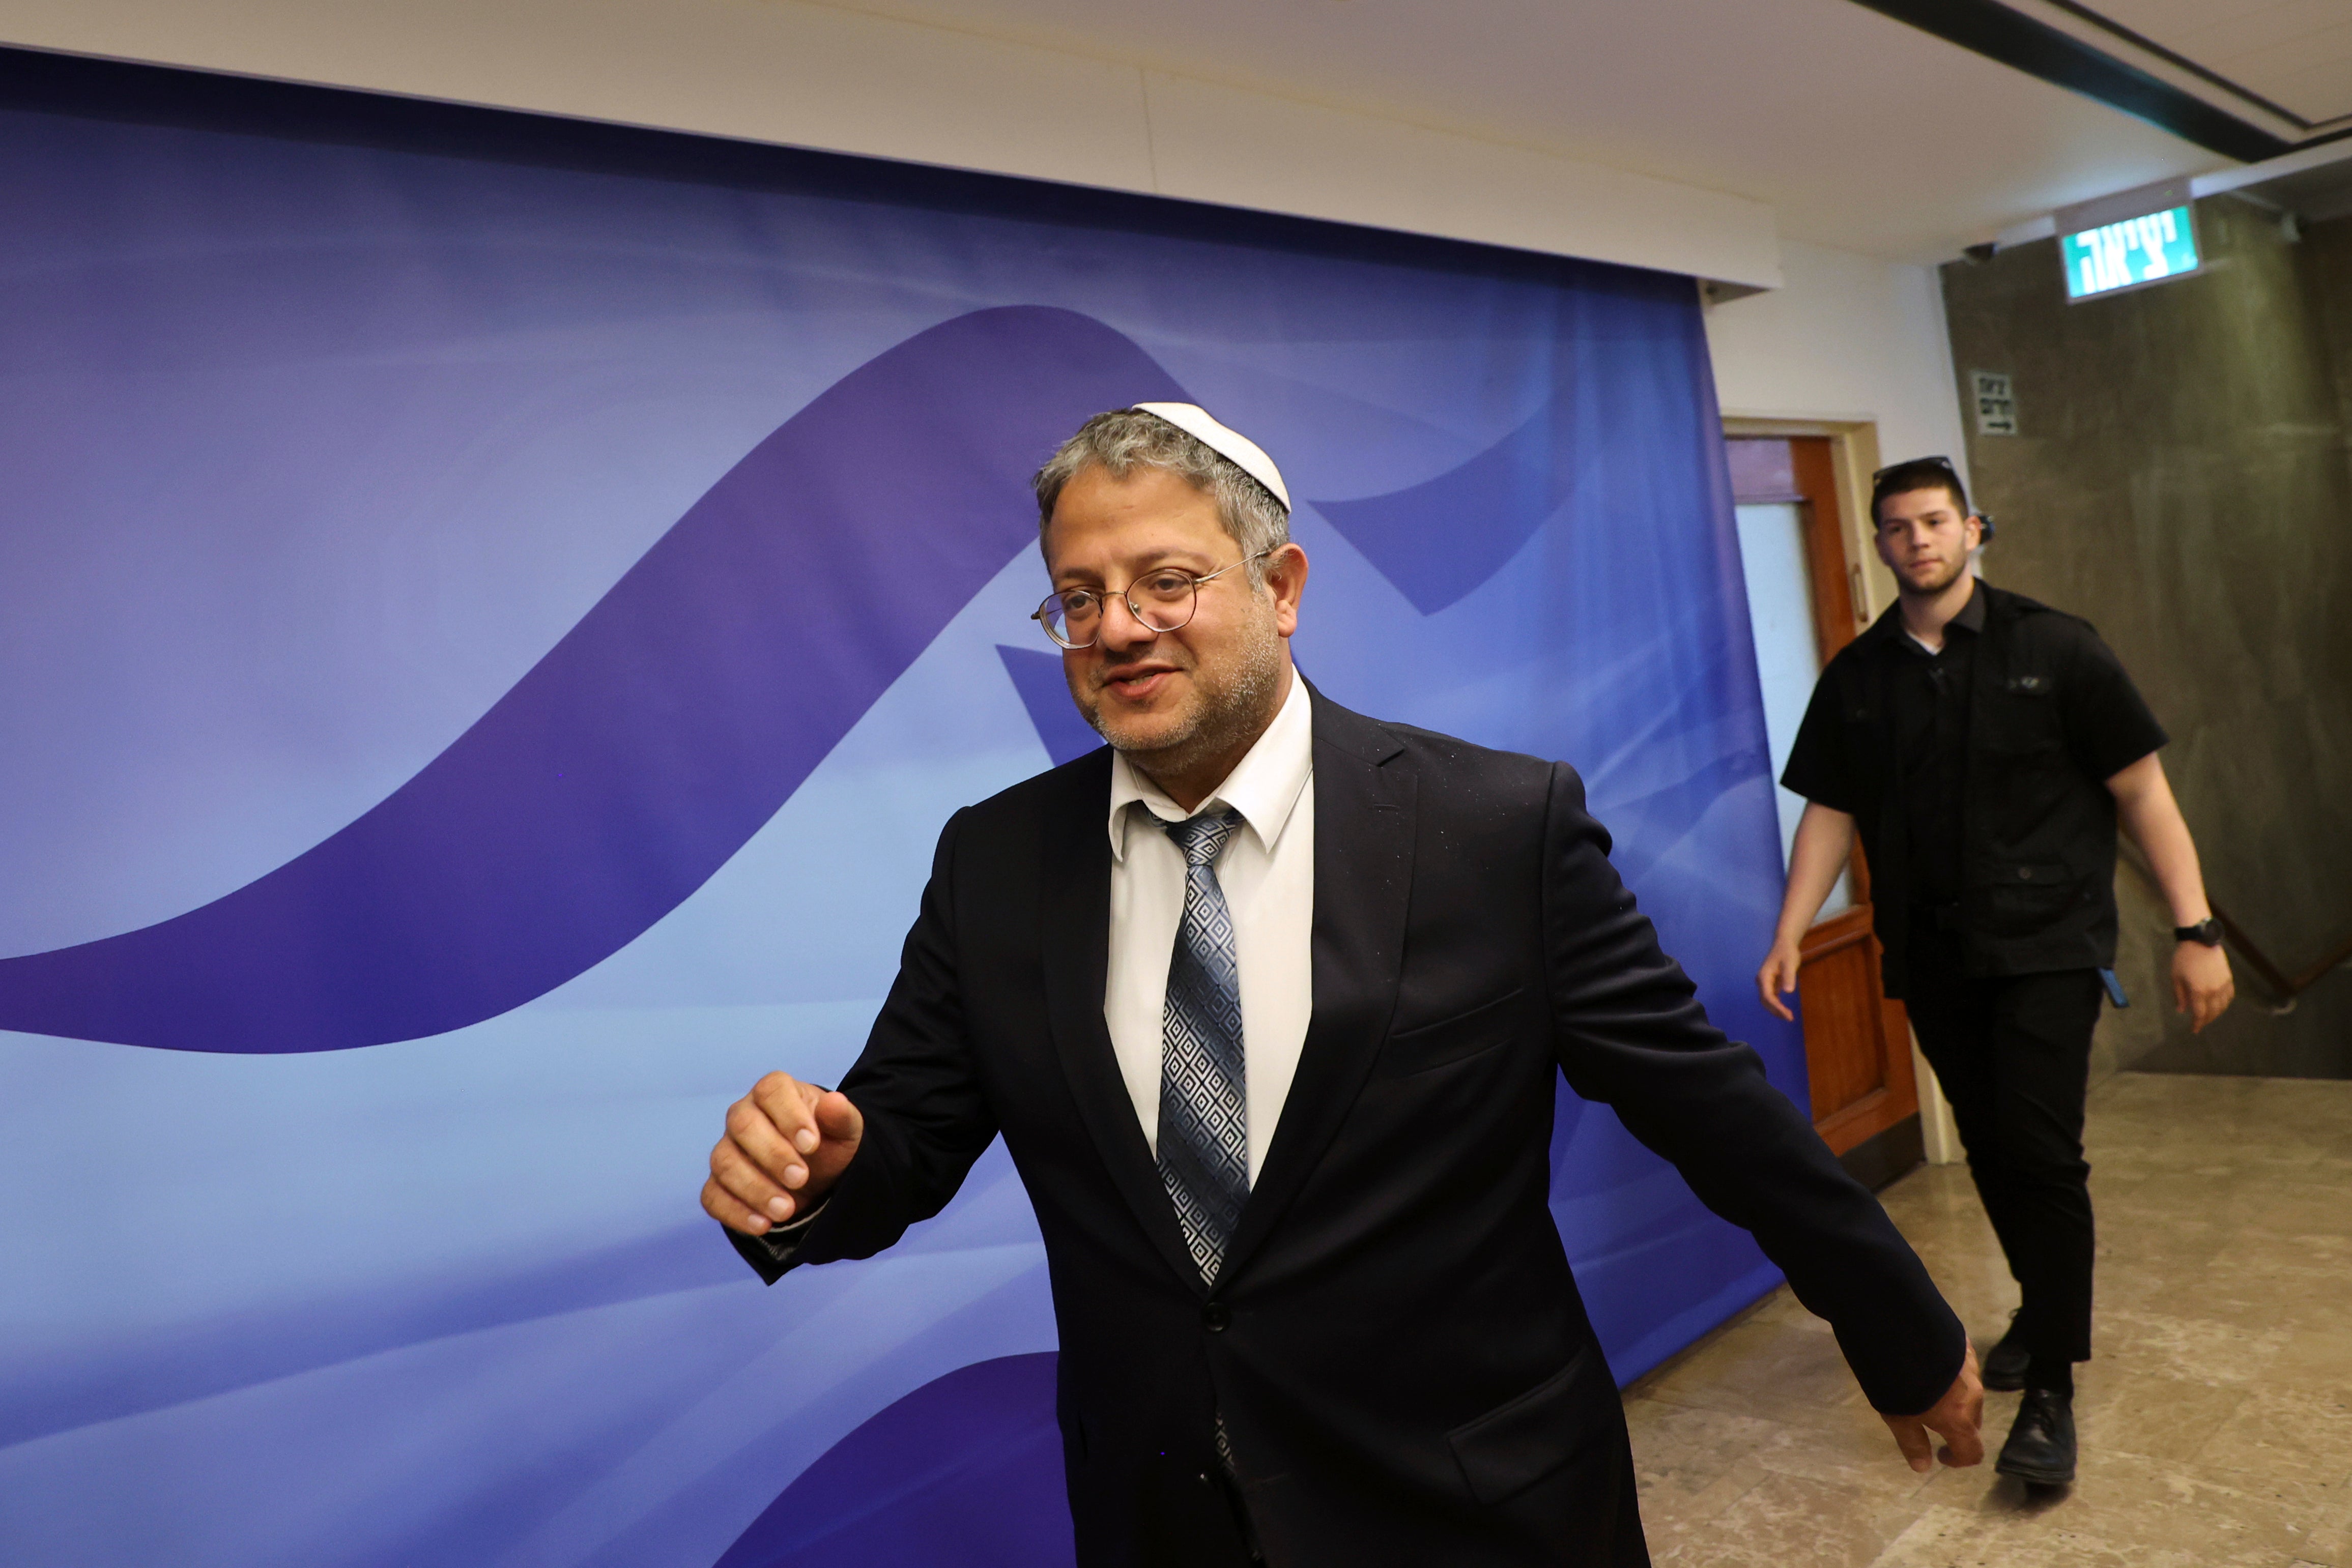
759, 676, 1315, 1252
1105, 675, 1315, 1184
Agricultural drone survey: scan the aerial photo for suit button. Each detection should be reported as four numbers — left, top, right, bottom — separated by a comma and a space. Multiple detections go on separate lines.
1201, 1301, 1230, 1332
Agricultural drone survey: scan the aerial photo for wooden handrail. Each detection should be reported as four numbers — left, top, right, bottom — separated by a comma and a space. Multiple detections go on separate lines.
2286, 928, 2352, 997
2207, 906, 2296, 998
2118, 840, 2351, 1007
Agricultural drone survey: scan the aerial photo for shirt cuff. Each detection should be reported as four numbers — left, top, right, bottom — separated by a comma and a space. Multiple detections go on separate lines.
746, 1196, 828, 1261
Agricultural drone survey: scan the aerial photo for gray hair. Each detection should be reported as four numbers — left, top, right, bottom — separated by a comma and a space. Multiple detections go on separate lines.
1032, 408, 1290, 586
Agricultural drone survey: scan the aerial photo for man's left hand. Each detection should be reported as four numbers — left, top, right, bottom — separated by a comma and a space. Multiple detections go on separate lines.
2173, 941, 2234, 1032
1881, 1342, 1984, 1474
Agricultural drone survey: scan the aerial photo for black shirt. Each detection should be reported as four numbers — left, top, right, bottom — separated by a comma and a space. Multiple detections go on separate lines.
1888, 582, 1984, 908
1780, 582, 2169, 988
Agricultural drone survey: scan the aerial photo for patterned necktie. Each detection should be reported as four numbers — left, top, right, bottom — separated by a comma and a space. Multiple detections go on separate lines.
1158, 806, 1250, 1285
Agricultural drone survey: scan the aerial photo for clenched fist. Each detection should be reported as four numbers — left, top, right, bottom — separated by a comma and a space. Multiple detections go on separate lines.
702, 1071, 865, 1237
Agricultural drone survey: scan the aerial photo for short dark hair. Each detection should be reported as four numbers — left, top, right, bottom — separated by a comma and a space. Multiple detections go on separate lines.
1871, 456, 1970, 525
1032, 408, 1288, 586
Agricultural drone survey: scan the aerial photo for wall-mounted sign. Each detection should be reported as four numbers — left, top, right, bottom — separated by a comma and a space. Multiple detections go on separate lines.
1971, 370, 2018, 436
2061, 205, 2199, 301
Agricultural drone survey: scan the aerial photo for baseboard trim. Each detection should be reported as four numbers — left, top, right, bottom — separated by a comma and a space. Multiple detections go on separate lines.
1839, 1113, 1926, 1192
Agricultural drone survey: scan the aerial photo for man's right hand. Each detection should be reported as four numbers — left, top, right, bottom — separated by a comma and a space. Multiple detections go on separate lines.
1757, 938, 1805, 1023
1881, 1341, 1985, 1473
702, 1072, 865, 1237
1758, 805, 1854, 1023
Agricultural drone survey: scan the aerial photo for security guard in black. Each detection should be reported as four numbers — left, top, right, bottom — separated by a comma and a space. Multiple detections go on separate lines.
1778, 570, 2170, 1489
1781, 578, 2168, 999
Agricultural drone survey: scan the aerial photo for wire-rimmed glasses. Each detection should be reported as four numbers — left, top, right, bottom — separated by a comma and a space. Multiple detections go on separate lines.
1032, 550, 1273, 650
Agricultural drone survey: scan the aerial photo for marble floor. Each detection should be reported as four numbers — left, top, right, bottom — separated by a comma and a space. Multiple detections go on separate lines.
1622, 1072, 2352, 1567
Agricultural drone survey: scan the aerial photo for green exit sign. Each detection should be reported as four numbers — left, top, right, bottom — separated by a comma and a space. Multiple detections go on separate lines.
2061, 205, 2199, 300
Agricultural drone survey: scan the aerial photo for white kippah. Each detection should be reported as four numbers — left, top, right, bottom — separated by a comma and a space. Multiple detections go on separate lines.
1131, 402, 1290, 512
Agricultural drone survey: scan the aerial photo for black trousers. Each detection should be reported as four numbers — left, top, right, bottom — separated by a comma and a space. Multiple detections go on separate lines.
1902, 954, 2103, 1367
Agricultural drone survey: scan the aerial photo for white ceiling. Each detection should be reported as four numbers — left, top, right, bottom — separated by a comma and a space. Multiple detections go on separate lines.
2063, 0, 2352, 130
794, 0, 2239, 260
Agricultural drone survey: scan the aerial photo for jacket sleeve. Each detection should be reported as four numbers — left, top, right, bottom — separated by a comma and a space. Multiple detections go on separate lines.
725, 806, 1002, 1285
1539, 763, 1966, 1415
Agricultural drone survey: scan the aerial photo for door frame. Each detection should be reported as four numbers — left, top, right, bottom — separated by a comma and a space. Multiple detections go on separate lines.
1721, 415, 1890, 628
1721, 415, 1963, 1168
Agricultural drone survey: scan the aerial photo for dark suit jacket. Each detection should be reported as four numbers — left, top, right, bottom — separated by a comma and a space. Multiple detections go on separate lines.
732, 689, 1965, 1567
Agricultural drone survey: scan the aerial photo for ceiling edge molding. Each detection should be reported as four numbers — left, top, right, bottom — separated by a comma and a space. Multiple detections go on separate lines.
1845, 0, 2292, 164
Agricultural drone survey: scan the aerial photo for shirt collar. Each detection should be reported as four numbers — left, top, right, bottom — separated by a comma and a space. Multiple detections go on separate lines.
1950, 576, 1987, 634
1108, 674, 1314, 862
1883, 576, 1986, 656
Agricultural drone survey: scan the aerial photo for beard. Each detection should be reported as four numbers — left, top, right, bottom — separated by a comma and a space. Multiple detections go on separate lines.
1896, 551, 1969, 596
1074, 610, 1285, 782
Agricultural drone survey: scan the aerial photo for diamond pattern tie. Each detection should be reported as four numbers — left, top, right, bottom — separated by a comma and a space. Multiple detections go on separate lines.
1158, 807, 1250, 1285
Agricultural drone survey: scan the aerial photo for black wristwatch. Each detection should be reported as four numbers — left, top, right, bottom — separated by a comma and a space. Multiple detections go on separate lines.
2174, 918, 2223, 947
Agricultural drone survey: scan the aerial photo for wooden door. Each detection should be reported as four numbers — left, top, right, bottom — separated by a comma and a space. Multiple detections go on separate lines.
1726, 436, 1919, 1178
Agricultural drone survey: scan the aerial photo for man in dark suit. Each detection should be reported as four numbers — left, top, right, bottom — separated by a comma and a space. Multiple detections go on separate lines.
702, 405, 1983, 1565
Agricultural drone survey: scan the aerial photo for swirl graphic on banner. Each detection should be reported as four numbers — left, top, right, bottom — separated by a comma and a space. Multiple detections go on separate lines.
0, 306, 1183, 1052
0, 306, 1572, 1054
714, 1353, 1072, 1568
1311, 402, 1570, 614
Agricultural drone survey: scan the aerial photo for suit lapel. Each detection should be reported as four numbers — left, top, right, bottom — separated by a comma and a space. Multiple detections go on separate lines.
1218, 690, 1414, 1286
1038, 755, 1204, 1291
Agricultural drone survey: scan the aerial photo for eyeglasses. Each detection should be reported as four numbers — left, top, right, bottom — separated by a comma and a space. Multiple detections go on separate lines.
1032, 550, 1274, 650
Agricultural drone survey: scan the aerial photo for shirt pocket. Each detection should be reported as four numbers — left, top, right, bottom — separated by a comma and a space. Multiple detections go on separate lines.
1978, 674, 2063, 756
1375, 986, 1526, 1079
1983, 860, 2090, 937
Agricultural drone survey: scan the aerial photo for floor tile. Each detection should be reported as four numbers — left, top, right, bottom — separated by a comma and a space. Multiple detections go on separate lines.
1625, 1071, 2352, 1568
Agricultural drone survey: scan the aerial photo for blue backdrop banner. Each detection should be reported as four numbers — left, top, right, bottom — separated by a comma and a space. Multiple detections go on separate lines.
0, 59, 1796, 1568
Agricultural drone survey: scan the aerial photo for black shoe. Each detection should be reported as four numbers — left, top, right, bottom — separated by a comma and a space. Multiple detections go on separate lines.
1982, 1313, 2029, 1391
1996, 1387, 2077, 1486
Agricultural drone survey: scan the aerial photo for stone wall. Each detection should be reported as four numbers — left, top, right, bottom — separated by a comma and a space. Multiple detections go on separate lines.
1939, 198, 2352, 1078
